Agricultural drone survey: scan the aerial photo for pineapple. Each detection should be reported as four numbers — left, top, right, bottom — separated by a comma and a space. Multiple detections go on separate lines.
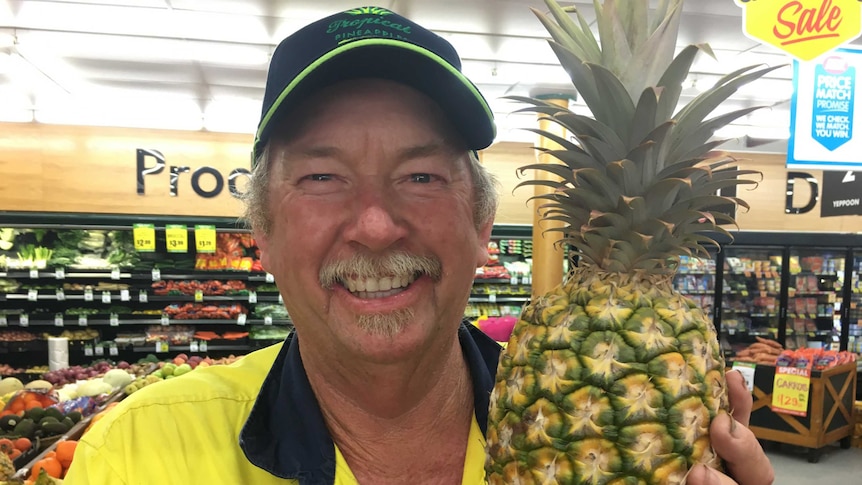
485, 1, 781, 483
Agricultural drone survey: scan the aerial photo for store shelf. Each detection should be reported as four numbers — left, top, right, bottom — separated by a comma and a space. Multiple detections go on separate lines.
0, 316, 292, 326
468, 296, 530, 303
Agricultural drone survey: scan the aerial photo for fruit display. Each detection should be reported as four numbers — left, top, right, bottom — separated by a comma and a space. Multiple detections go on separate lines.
151, 279, 248, 296
485, 0, 775, 482
775, 348, 857, 371
194, 232, 261, 272
0, 332, 37, 343
162, 303, 247, 320
730, 337, 784, 366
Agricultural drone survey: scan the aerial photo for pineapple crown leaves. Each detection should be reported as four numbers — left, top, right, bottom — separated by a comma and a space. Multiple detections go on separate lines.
515, 0, 782, 273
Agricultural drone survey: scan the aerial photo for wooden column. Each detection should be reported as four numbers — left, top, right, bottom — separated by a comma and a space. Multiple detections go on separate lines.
530, 95, 572, 299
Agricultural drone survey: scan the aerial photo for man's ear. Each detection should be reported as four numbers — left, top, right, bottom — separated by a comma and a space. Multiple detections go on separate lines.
475, 219, 494, 268
254, 230, 271, 272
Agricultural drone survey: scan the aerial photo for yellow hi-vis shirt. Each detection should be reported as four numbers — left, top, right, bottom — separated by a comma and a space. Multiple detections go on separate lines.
64, 324, 501, 484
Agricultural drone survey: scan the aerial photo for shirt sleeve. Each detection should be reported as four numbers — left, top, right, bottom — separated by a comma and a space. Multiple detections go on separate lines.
63, 438, 127, 485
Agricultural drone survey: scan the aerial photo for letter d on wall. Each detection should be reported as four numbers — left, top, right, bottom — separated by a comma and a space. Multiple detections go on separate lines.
137, 149, 166, 195
785, 172, 819, 214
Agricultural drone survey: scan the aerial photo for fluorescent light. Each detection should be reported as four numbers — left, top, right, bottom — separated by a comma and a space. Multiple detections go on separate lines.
35, 96, 203, 131
203, 98, 259, 134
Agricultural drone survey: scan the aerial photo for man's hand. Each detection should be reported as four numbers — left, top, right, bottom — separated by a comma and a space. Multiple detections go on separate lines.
687, 370, 775, 485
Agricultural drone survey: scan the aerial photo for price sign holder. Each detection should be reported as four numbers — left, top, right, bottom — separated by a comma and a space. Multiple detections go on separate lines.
189, 340, 199, 353
56, 289, 65, 301
771, 366, 811, 417
133, 223, 157, 252
29, 269, 38, 279
194, 225, 217, 253
55, 268, 65, 280
151, 268, 161, 281
110, 313, 120, 327
731, 361, 757, 392
139, 290, 148, 303
161, 314, 170, 326
84, 344, 93, 357
78, 315, 88, 327
95, 345, 104, 356
102, 291, 112, 304
199, 340, 208, 353
109, 344, 118, 356
19, 314, 29, 327
54, 313, 64, 327
155, 341, 170, 353
237, 313, 247, 326
165, 224, 189, 253
120, 289, 130, 302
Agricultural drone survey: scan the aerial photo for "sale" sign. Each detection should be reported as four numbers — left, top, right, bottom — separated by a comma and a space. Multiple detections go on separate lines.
735, 0, 862, 61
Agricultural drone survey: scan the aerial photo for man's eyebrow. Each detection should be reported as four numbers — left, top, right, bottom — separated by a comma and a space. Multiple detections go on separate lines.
397, 143, 448, 160
289, 146, 341, 159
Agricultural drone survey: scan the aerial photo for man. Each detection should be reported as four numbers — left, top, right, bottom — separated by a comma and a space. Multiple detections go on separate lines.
64, 6, 773, 484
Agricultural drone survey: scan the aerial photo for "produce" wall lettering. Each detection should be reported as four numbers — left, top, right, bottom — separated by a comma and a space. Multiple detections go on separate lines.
136, 148, 251, 199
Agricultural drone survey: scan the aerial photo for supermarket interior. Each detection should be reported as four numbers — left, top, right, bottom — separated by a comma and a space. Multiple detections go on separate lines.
2, 0, 862, 483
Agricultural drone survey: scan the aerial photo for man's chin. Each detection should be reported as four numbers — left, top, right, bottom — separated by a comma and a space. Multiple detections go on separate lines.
356, 308, 415, 339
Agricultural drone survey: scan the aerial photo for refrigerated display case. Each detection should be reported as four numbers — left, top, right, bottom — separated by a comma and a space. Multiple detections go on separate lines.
785, 248, 844, 351
673, 253, 717, 323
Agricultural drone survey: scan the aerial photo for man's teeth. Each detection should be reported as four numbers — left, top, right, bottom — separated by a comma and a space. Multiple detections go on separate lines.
344, 273, 416, 293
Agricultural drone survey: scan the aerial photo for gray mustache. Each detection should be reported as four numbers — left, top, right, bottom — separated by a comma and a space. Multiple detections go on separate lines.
319, 251, 443, 288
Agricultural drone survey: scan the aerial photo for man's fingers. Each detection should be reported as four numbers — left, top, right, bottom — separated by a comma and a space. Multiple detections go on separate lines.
726, 370, 752, 427
687, 463, 737, 485
710, 411, 774, 485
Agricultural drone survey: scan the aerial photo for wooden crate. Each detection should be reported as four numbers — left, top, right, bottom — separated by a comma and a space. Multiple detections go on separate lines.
748, 361, 857, 462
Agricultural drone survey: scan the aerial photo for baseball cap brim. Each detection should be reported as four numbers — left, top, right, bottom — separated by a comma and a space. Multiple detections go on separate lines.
253, 39, 496, 158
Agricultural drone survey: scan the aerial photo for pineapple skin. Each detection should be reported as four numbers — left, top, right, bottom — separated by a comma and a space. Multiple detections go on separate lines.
486, 264, 727, 485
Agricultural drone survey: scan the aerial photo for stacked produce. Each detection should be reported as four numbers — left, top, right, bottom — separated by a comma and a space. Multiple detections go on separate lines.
27, 439, 77, 482
151, 279, 247, 296
194, 232, 261, 272
0, 331, 37, 343
731, 337, 784, 365
162, 303, 247, 320
0, 436, 34, 468
0, 368, 24, 379
775, 348, 857, 371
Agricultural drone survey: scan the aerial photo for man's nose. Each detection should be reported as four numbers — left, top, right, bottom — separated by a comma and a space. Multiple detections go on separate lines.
342, 188, 407, 252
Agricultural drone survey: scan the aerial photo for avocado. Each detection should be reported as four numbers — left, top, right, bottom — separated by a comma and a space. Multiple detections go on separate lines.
40, 421, 69, 437
65, 411, 82, 424
38, 416, 59, 427
61, 417, 75, 430
12, 418, 36, 439
24, 406, 45, 422
43, 407, 63, 421
0, 415, 20, 432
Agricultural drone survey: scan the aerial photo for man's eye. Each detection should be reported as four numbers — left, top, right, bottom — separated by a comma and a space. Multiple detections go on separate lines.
410, 173, 433, 183
304, 174, 333, 182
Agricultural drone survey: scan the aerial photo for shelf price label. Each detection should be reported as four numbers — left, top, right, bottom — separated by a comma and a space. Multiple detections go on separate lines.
237, 313, 247, 326
189, 340, 199, 353
109, 344, 118, 356
110, 313, 120, 327
27, 289, 38, 301
102, 291, 112, 304
488, 293, 497, 303
194, 225, 217, 253
84, 345, 93, 357
95, 345, 104, 356
78, 315, 88, 327
19, 314, 28, 327
151, 268, 161, 281
265, 273, 275, 283
264, 316, 273, 326
155, 341, 169, 353
54, 313, 64, 327
133, 223, 157, 253
55, 268, 65, 280
199, 340, 208, 352
731, 361, 757, 392
120, 289, 130, 302
771, 366, 811, 417
194, 290, 204, 302
139, 290, 148, 303
56, 289, 65, 301
111, 267, 121, 280
165, 224, 188, 253
248, 291, 257, 304
0, 316, 6, 327
160, 314, 170, 326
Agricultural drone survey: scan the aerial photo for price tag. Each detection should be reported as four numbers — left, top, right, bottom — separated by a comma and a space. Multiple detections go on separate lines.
194, 290, 204, 302
155, 341, 169, 353
109, 344, 118, 356
731, 361, 757, 392
264, 315, 273, 325
152, 268, 161, 281
489, 293, 497, 303
111, 267, 121, 280
139, 290, 148, 303
54, 313, 64, 327
728, 328, 736, 335
509, 276, 519, 285
102, 291, 112, 304
248, 291, 257, 304
19, 314, 28, 327
78, 315, 88, 326
265, 273, 275, 283
133, 223, 157, 252
237, 313, 247, 326
165, 224, 189, 253
278, 294, 283, 304
194, 225, 217, 253
161, 314, 170, 326
0, 316, 6, 327
84, 288, 93, 301
110, 313, 119, 327
84, 345, 93, 356
189, 340, 199, 353
29, 268, 38, 279
199, 340, 208, 353
55, 268, 65, 280
120, 289, 130, 302
56, 289, 65, 301
95, 345, 104, 356
27, 289, 38, 301
771, 366, 811, 417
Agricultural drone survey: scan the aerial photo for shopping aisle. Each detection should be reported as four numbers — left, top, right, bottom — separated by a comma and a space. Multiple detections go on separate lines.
767, 443, 862, 484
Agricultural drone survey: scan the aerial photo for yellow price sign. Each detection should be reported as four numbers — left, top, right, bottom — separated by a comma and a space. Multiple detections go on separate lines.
132, 224, 156, 253
735, 0, 862, 61
771, 366, 811, 417
195, 225, 217, 253
165, 225, 188, 253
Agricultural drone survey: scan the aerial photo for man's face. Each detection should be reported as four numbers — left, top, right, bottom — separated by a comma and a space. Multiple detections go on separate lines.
256, 79, 493, 365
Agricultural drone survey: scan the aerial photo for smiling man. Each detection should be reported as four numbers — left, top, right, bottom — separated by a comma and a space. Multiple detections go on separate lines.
64, 5, 772, 485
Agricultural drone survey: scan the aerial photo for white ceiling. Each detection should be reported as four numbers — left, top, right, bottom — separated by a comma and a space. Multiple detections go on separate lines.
1, 0, 857, 144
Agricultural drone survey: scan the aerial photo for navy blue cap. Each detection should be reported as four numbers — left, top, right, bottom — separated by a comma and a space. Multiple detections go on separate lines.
253, 6, 496, 159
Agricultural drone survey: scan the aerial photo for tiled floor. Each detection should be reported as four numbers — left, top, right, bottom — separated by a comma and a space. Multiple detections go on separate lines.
766, 442, 862, 484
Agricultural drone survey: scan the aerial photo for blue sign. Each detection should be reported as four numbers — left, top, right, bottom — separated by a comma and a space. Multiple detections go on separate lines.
789, 47, 862, 172
811, 64, 854, 150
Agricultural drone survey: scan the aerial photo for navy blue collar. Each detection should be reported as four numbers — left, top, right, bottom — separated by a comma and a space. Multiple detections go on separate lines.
239, 321, 502, 484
